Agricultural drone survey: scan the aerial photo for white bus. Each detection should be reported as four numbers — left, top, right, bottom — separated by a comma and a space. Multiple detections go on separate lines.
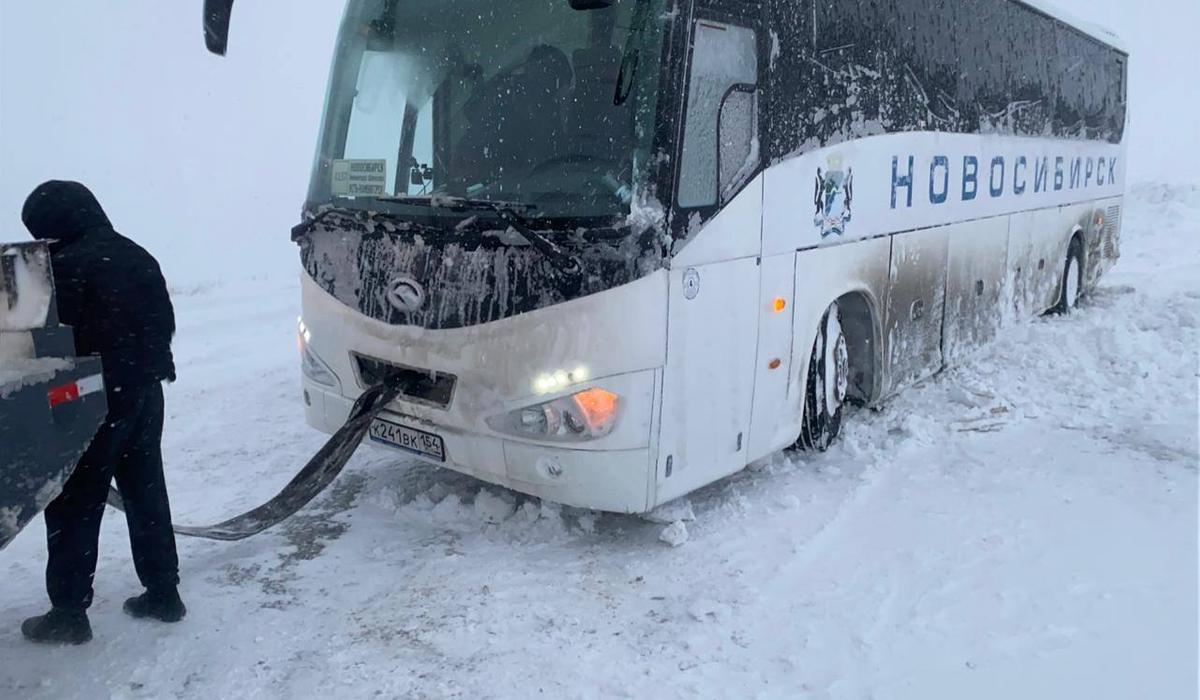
291, 0, 1127, 513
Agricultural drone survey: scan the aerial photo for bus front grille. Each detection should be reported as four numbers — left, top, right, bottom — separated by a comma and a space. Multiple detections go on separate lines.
352, 353, 456, 410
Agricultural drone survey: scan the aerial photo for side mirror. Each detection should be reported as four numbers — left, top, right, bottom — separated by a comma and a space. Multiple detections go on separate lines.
570, 0, 615, 9
204, 0, 235, 56
409, 162, 433, 189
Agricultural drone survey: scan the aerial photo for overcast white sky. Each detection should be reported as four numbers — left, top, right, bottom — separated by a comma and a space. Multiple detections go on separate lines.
0, 1, 344, 283
1, 1, 1196, 284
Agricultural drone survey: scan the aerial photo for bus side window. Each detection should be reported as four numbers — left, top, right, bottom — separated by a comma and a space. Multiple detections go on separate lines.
677, 21, 758, 209
718, 88, 757, 204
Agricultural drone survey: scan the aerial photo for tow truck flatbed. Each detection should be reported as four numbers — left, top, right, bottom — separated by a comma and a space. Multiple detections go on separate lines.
0, 241, 107, 550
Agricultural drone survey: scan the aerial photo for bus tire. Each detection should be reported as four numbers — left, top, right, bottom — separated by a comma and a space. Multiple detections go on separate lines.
798, 302, 849, 451
1052, 237, 1084, 314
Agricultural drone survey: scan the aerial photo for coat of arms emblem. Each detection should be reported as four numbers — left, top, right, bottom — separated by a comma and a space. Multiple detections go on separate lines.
814, 156, 853, 238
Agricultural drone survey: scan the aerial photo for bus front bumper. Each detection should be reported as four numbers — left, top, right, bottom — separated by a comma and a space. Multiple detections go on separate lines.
302, 379, 655, 513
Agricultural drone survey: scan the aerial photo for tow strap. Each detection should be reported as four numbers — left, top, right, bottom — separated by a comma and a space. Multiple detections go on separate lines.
107, 380, 402, 541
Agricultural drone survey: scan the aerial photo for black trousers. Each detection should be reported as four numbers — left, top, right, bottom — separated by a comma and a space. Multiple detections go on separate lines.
43, 382, 180, 610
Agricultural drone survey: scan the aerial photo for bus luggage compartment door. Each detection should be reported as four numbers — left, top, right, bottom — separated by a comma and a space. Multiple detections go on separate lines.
883, 227, 948, 396
943, 218, 1009, 364
656, 257, 759, 505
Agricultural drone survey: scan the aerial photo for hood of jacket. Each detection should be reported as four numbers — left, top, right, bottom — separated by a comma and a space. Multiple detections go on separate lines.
22, 180, 113, 244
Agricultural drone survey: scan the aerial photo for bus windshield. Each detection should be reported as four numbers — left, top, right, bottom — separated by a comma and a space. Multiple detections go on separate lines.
310, 0, 669, 222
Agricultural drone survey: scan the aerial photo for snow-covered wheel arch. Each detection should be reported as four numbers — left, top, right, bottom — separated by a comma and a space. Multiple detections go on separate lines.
798, 302, 848, 451
796, 290, 881, 452
831, 290, 880, 405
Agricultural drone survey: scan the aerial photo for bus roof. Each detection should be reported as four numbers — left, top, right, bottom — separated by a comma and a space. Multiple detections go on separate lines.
1017, 0, 1129, 54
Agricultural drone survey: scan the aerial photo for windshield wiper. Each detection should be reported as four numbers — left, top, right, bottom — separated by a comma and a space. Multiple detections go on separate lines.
341, 195, 585, 292
291, 207, 353, 241
441, 199, 585, 289
289, 196, 520, 240
613, 0, 655, 106
290, 204, 426, 242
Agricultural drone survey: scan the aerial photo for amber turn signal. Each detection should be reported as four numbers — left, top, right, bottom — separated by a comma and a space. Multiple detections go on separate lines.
572, 388, 620, 429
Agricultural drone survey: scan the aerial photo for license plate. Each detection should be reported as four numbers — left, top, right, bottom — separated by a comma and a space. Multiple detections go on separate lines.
368, 417, 446, 462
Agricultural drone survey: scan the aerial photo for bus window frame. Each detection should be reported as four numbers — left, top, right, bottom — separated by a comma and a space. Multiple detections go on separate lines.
306, 0, 690, 235
716, 83, 759, 205
667, 0, 766, 246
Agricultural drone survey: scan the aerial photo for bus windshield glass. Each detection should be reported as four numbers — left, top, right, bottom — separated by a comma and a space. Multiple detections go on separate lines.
310, 0, 669, 222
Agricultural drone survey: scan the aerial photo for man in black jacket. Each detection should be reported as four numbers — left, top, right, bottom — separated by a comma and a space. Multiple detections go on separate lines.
19, 181, 185, 645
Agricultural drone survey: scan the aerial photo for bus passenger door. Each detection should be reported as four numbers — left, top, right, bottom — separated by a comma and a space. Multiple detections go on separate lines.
883, 228, 948, 396
658, 257, 760, 504
655, 7, 763, 505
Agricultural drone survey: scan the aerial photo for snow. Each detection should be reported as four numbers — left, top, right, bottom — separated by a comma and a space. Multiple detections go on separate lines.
658, 520, 690, 547
0, 244, 53, 332
0, 331, 35, 367
0, 183, 1194, 699
1022, 0, 1128, 53
643, 497, 696, 525
470, 489, 517, 525
623, 190, 667, 235
0, 508, 19, 543
0, 358, 72, 398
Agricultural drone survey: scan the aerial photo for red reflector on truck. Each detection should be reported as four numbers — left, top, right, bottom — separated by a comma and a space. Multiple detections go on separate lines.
47, 374, 104, 408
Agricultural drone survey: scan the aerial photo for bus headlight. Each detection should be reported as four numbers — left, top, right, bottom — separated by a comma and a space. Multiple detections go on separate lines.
302, 345, 338, 387
298, 319, 339, 387
489, 388, 620, 441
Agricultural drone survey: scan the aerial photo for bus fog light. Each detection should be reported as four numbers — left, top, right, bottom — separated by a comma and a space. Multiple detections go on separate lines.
489, 388, 620, 441
537, 457, 563, 478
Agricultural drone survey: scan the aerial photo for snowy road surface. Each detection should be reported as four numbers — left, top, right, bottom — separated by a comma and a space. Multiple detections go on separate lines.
2, 184, 1197, 699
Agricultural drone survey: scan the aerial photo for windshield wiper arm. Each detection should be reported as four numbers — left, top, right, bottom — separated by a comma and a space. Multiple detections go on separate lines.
446, 200, 584, 286
291, 207, 350, 241
613, 0, 655, 106
290, 205, 421, 242
363, 195, 583, 289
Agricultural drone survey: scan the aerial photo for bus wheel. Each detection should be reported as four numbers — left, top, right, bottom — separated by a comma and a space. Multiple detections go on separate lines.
1053, 237, 1084, 314
799, 302, 849, 451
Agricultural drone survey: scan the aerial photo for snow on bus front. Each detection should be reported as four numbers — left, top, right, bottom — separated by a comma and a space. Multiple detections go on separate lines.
296, 205, 664, 331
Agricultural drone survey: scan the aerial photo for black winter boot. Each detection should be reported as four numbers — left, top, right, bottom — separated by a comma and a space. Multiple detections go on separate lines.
123, 587, 187, 623
21, 608, 93, 645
